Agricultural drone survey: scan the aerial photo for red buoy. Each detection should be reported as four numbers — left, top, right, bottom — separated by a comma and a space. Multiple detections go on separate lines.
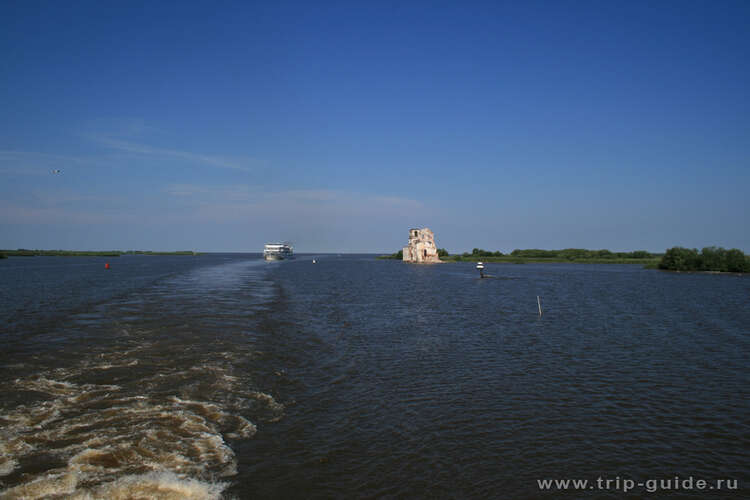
105, 262, 110, 269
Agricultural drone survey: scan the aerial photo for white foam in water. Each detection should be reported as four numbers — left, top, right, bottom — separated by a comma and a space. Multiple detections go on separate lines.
0, 357, 281, 498
92, 359, 139, 370
16, 376, 78, 395
71, 471, 227, 500
225, 415, 258, 439
250, 391, 285, 414
0, 458, 18, 477
1, 471, 226, 500
0, 471, 78, 499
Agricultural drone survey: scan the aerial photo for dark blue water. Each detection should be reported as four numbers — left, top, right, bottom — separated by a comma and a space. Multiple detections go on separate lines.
1, 255, 748, 498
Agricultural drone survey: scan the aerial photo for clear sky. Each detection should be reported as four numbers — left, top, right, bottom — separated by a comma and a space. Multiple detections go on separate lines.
1, 0, 748, 253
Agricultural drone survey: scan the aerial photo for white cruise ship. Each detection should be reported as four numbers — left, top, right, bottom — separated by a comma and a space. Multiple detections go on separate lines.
263, 243, 294, 261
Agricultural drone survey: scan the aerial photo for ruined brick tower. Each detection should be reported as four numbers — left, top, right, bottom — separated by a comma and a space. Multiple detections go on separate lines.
402, 228, 441, 263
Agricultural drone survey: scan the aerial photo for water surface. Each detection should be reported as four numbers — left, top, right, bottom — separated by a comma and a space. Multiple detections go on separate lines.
1, 255, 748, 498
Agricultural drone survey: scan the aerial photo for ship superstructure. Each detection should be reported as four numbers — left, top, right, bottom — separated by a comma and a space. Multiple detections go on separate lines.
263, 243, 294, 261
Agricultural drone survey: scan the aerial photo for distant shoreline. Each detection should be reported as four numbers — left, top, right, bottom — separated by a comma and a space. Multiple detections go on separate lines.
439, 255, 659, 265
377, 254, 659, 265
0, 250, 201, 257
376, 248, 660, 266
658, 269, 747, 276
378, 245, 749, 273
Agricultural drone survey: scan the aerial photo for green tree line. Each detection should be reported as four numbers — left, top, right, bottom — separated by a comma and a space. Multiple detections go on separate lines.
451, 248, 655, 260
0, 249, 200, 257
658, 246, 749, 272
379, 247, 658, 263
1, 249, 123, 257
374, 246, 748, 271
508, 248, 654, 259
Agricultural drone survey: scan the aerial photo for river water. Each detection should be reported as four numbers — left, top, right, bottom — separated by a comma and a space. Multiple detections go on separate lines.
0, 254, 748, 498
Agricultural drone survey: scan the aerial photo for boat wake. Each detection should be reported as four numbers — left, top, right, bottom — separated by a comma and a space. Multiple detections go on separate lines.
0, 259, 285, 499
0, 350, 283, 499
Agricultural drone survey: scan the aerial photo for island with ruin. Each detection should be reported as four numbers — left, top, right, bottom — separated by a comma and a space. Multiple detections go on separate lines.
402, 228, 442, 263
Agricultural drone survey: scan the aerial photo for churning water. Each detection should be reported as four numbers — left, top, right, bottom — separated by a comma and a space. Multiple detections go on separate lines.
0, 255, 748, 498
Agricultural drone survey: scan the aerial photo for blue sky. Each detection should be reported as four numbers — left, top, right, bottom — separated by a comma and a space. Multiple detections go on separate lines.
1, 0, 748, 253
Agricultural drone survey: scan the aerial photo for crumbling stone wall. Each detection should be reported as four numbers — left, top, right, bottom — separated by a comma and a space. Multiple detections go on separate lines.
402, 228, 441, 263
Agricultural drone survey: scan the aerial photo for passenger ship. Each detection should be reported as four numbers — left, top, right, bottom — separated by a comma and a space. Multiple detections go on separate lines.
263, 243, 294, 261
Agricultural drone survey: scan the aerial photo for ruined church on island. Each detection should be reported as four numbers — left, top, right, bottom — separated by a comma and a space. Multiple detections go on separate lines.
402, 228, 441, 263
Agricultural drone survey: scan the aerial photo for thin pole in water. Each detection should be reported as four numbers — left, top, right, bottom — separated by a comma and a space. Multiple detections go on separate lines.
537, 296, 542, 316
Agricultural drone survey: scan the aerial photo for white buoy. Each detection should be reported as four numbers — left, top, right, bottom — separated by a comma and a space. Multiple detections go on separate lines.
476, 261, 485, 278
312, 259, 316, 264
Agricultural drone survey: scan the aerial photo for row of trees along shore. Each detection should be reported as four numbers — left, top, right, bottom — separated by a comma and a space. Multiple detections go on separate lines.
0, 249, 199, 257
437, 248, 660, 264
379, 246, 749, 272
658, 246, 750, 272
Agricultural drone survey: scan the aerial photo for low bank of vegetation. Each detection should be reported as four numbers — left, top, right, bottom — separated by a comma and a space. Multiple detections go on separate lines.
378, 245, 749, 272
122, 250, 199, 256
1, 249, 123, 257
442, 248, 659, 264
377, 250, 403, 260
658, 247, 749, 273
0, 249, 201, 257
379, 247, 660, 265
